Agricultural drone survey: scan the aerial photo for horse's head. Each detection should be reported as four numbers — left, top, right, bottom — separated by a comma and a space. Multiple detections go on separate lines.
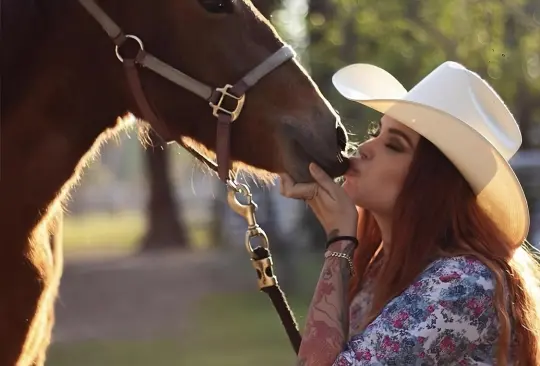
108, 0, 349, 183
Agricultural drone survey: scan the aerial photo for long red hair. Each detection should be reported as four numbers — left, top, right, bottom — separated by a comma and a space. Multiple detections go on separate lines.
348, 136, 540, 365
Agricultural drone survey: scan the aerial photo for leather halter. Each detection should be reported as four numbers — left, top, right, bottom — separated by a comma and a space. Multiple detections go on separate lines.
77, 0, 296, 182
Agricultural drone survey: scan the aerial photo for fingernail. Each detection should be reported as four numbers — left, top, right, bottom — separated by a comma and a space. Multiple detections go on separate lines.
309, 163, 320, 173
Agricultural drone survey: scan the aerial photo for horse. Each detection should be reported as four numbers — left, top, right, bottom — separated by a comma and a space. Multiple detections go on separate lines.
2, 0, 350, 364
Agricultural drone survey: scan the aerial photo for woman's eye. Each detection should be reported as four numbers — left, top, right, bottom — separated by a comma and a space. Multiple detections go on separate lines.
385, 140, 404, 152
197, 0, 234, 14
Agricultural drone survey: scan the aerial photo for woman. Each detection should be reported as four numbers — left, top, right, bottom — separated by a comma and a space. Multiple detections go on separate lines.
279, 61, 540, 365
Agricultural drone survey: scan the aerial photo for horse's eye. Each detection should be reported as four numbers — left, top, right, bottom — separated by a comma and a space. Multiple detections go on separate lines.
197, 0, 234, 13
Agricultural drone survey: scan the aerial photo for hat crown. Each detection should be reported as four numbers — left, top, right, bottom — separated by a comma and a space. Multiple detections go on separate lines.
404, 61, 522, 161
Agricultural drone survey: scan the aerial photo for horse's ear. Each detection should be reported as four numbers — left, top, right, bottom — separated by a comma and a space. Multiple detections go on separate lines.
197, 0, 234, 14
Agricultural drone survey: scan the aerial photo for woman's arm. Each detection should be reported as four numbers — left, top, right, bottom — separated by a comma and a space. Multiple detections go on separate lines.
297, 238, 356, 366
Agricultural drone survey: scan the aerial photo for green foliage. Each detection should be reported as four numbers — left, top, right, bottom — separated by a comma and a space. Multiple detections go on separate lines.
46, 254, 324, 366
305, 0, 540, 146
46, 293, 309, 366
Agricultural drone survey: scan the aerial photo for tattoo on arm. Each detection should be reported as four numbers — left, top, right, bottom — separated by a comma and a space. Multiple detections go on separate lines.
297, 240, 356, 366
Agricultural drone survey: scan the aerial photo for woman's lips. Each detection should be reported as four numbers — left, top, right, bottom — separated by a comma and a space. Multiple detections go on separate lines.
344, 164, 360, 178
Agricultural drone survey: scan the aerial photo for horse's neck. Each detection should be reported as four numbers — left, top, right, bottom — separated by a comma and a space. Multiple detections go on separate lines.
1, 0, 132, 249
1, 99, 127, 244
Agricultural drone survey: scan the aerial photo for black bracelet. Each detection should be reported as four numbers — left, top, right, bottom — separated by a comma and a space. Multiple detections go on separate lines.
326, 236, 359, 249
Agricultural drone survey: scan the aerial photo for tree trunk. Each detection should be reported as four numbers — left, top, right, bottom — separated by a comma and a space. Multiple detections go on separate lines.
307, 0, 337, 91
210, 181, 227, 248
140, 132, 189, 251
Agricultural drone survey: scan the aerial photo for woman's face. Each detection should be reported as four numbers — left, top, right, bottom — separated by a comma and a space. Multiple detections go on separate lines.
342, 115, 420, 215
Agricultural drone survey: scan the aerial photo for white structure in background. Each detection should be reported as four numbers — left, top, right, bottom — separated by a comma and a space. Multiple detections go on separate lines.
510, 149, 540, 248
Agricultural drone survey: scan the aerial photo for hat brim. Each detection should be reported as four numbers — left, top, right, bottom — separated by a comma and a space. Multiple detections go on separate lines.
333, 64, 529, 245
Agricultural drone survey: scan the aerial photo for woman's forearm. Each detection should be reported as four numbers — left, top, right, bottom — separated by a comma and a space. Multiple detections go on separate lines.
297, 239, 356, 366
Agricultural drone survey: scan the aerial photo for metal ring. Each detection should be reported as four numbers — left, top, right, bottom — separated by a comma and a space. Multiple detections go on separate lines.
227, 181, 251, 197
115, 34, 144, 63
245, 229, 269, 253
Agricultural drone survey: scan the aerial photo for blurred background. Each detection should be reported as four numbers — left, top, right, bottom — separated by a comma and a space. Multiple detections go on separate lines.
47, 0, 539, 365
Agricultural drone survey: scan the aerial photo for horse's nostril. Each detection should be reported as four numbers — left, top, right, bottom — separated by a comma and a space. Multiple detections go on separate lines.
336, 125, 347, 152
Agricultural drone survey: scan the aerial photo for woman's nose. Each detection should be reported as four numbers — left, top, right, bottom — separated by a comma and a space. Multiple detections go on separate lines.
352, 143, 370, 160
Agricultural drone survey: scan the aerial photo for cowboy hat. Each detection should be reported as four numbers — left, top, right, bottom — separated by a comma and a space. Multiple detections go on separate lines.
332, 61, 529, 245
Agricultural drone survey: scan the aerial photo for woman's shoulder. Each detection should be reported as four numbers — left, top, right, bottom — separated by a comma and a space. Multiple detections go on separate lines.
378, 255, 499, 344
342, 256, 501, 364
393, 255, 497, 318
413, 255, 496, 296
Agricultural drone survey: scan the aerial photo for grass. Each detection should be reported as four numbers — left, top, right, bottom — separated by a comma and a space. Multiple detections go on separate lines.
62, 211, 144, 254
51, 211, 323, 365
46, 292, 311, 366
62, 210, 211, 256
178, 292, 310, 365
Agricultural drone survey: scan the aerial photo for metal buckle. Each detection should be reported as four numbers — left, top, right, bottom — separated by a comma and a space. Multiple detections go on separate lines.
209, 84, 245, 122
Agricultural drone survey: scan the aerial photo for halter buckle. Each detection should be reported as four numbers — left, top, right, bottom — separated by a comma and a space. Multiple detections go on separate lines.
209, 84, 245, 122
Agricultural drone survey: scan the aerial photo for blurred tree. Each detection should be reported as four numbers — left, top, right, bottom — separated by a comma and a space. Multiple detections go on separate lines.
140, 131, 189, 251
210, 181, 227, 248
304, 0, 539, 132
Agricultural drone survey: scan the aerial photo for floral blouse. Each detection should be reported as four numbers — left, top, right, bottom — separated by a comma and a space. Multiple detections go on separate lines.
333, 255, 507, 365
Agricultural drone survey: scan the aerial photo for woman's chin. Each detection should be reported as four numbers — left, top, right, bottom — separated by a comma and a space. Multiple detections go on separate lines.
342, 179, 355, 198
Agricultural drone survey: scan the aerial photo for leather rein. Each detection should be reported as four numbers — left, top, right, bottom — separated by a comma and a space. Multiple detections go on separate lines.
77, 0, 302, 354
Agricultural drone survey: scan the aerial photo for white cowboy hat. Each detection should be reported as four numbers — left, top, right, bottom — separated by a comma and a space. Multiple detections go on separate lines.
332, 61, 529, 245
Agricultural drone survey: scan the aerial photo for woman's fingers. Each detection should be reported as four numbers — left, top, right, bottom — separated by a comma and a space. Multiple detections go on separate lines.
279, 173, 319, 200
309, 163, 339, 200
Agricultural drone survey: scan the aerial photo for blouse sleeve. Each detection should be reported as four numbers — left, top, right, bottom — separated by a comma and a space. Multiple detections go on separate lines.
333, 256, 500, 365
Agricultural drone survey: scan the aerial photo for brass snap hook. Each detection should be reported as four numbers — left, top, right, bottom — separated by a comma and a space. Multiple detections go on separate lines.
226, 182, 269, 254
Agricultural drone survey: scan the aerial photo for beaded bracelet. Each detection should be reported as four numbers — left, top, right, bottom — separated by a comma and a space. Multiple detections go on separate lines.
326, 235, 359, 249
324, 251, 355, 277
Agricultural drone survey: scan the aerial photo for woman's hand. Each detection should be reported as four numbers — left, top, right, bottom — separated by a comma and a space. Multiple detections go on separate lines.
279, 163, 358, 238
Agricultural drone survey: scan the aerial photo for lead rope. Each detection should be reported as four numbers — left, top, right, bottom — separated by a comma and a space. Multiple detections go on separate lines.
226, 180, 302, 354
